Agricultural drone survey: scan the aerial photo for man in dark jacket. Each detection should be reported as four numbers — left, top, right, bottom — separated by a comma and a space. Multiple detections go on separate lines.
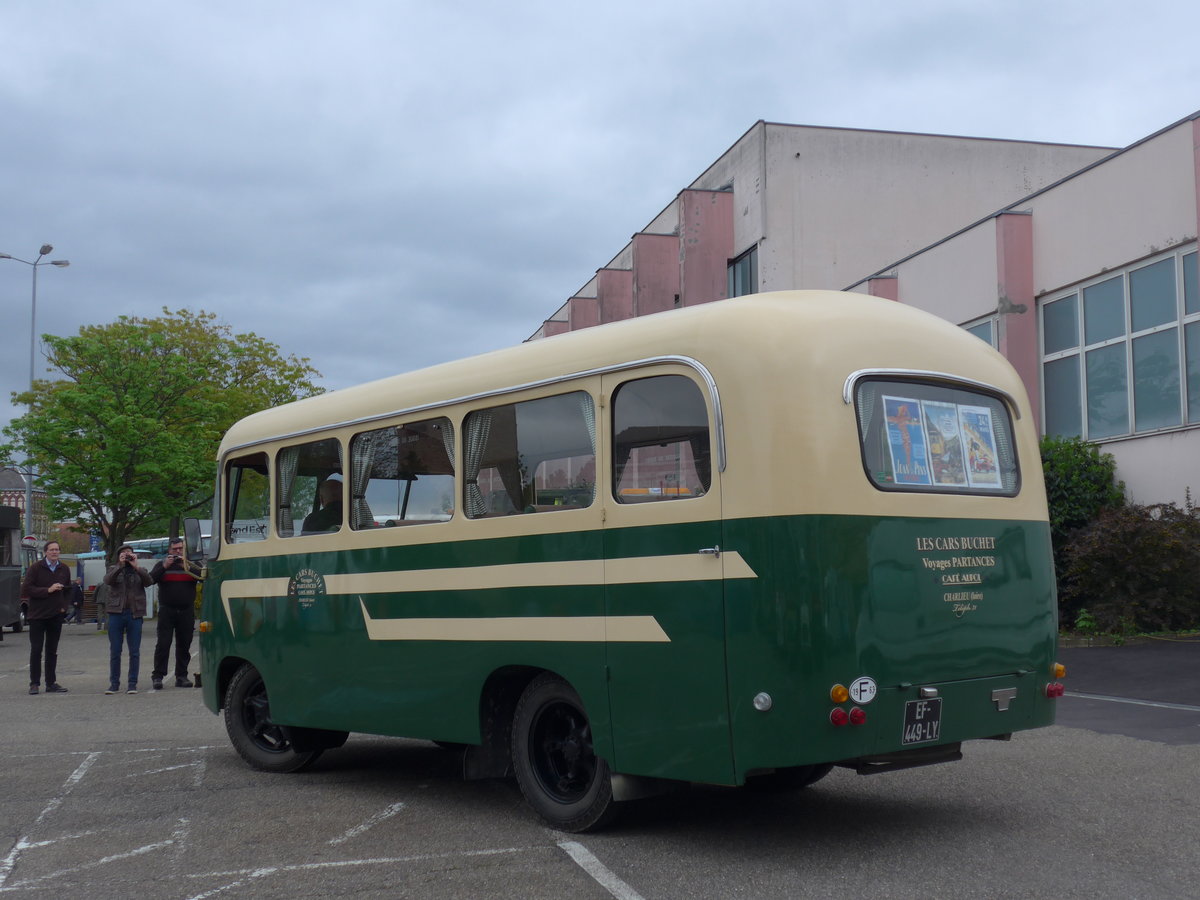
149, 539, 202, 689
20, 540, 71, 695
103, 545, 152, 694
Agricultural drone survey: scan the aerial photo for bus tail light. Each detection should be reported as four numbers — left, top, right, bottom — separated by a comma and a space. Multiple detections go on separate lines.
830, 684, 849, 703
1054, 662, 1066, 679
1045, 682, 1065, 698
848, 707, 867, 726
829, 708, 850, 727
198, 621, 212, 634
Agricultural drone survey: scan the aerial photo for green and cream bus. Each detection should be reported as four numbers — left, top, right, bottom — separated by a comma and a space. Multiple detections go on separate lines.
195, 290, 1064, 832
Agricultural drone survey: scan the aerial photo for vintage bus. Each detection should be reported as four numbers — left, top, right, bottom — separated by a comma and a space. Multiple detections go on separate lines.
195, 290, 1064, 832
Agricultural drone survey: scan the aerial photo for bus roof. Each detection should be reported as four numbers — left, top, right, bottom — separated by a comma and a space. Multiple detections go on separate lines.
220, 290, 1027, 457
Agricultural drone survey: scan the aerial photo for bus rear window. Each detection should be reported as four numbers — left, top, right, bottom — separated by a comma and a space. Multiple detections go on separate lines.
855, 379, 1019, 495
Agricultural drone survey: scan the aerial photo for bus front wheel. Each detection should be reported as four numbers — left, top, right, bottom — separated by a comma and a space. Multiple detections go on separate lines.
512, 673, 618, 833
224, 663, 323, 774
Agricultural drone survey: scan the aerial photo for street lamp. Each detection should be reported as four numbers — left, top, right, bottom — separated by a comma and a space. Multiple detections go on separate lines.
0, 244, 70, 538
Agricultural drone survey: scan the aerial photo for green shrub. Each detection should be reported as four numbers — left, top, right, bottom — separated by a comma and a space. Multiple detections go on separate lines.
1059, 500, 1200, 634
1039, 435, 1125, 554
1040, 435, 1124, 626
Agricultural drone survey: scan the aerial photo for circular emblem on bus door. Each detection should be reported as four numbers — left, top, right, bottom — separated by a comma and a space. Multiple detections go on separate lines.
849, 676, 878, 704
287, 568, 326, 609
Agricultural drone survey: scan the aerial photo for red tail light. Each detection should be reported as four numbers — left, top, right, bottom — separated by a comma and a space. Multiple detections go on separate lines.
1045, 682, 1065, 698
829, 707, 850, 726
848, 707, 867, 726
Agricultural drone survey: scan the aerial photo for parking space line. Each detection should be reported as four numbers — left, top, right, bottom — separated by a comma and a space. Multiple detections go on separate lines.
1065, 691, 1200, 712
0, 751, 101, 888
182, 847, 537, 900
328, 801, 406, 845
558, 841, 646, 900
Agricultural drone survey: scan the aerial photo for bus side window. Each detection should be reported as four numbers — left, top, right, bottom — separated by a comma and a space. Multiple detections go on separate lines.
463, 392, 596, 518
350, 417, 455, 528
276, 438, 344, 537
612, 375, 711, 503
224, 452, 270, 544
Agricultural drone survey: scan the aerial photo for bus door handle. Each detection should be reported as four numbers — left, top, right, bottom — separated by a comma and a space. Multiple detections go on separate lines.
698, 546, 721, 559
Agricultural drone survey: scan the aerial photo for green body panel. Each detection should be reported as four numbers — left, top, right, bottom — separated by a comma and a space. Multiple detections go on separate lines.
604, 518, 732, 783
722, 515, 1057, 776
201, 513, 1057, 784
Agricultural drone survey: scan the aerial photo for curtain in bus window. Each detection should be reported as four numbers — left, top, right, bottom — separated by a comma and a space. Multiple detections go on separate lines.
464, 410, 493, 517
440, 420, 456, 470
350, 432, 376, 529
578, 393, 596, 503
276, 446, 300, 537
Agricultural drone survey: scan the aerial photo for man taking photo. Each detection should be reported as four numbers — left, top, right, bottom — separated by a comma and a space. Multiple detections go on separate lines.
149, 539, 202, 689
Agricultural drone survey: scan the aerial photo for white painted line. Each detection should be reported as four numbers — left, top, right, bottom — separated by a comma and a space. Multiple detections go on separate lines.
328, 802, 406, 845
6, 839, 174, 890
558, 841, 646, 900
0, 751, 101, 888
1065, 691, 1200, 712
182, 847, 536, 898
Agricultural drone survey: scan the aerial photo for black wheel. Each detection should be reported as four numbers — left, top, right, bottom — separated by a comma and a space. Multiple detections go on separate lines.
745, 763, 834, 792
223, 663, 322, 773
512, 673, 618, 832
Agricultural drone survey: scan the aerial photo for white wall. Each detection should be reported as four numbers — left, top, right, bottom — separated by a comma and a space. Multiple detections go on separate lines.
1029, 122, 1197, 295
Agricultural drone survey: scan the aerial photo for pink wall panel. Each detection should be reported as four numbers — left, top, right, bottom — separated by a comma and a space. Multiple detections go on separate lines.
867, 276, 899, 301
542, 320, 569, 337
597, 268, 634, 323
568, 295, 600, 331
995, 212, 1039, 426
632, 233, 680, 316
679, 190, 733, 306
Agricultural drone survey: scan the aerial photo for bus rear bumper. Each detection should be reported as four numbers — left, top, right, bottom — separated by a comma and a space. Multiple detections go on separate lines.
840, 741, 964, 775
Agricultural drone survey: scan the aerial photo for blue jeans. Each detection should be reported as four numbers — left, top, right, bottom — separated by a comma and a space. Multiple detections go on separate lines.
107, 610, 143, 688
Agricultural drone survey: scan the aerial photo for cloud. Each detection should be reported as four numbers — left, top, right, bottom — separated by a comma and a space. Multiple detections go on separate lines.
2, 0, 1198, 438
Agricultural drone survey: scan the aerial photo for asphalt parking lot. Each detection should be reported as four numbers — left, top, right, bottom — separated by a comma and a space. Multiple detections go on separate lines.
3, 626, 1198, 899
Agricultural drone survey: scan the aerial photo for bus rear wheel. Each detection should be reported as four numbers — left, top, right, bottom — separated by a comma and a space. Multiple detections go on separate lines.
512, 673, 618, 833
224, 663, 322, 773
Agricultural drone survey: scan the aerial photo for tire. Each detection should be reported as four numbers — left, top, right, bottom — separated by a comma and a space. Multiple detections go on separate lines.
512, 673, 618, 833
223, 663, 323, 773
745, 763, 834, 792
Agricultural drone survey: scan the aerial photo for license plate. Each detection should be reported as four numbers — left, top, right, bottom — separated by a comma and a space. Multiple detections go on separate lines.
902, 698, 942, 745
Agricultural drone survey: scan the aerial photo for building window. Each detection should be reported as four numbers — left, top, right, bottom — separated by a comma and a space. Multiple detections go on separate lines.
963, 316, 998, 347
1040, 247, 1200, 439
727, 246, 758, 298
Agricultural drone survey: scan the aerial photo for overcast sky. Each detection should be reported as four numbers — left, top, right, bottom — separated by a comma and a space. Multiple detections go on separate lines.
2, 0, 1198, 436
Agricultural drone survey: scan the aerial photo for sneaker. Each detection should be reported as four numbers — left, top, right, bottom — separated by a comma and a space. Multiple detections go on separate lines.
105, 685, 119, 695
175, 677, 194, 688
152, 677, 163, 690
29, 685, 39, 695
126, 685, 138, 694
45, 684, 69, 693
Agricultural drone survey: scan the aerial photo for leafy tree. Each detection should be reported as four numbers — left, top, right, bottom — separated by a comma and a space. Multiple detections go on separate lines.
2, 308, 321, 563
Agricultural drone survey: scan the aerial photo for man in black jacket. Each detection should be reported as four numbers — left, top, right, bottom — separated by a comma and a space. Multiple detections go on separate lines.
21, 540, 71, 694
149, 539, 202, 689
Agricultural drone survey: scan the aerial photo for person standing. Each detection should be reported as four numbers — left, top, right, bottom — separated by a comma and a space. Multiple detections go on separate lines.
65, 576, 85, 623
150, 539, 202, 689
21, 540, 71, 695
102, 545, 152, 694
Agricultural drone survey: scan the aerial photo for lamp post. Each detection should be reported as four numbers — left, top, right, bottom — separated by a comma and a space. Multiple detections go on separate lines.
0, 244, 70, 538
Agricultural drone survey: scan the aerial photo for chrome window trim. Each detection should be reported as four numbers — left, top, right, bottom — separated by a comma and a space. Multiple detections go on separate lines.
220, 354, 727, 473
842, 368, 1021, 419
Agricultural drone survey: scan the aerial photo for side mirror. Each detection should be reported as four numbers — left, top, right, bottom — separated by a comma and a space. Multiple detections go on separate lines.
183, 518, 206, 562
